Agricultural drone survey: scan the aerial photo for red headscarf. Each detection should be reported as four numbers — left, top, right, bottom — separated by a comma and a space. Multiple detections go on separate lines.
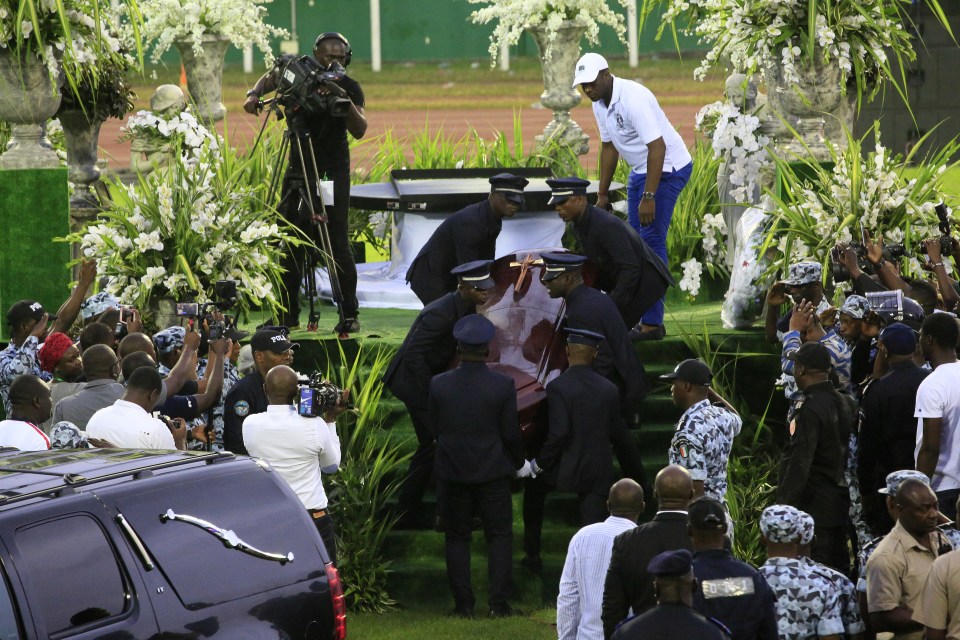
38, 332, 74, 374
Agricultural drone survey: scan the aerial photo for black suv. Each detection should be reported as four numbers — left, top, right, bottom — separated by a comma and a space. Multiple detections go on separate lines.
0, 447, 345, 639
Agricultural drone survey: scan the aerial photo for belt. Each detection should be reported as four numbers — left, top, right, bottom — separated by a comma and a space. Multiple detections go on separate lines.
309, 509, 328, 519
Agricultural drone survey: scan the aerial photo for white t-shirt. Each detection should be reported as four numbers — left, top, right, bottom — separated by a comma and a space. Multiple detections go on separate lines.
914, 361, 960, 491
87, 399, 177, 450
243, 405, 340, 510
0, 420, 50, 451
592, 75, 692, 174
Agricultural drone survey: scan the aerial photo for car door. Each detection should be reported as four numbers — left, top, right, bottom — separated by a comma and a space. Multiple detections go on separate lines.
0, 492, 160, 640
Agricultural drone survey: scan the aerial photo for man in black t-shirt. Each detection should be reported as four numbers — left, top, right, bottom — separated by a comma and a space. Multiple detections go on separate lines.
244, 33, 368, 334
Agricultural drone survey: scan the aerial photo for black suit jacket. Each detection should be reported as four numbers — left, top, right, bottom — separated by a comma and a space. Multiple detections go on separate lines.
602, 512, 694, 639
382, 292, 473, 409
406, 199, 501, 305
429, 361, 524, 483
538, 365, 617, 493
564, 284, 649, 405
573, 204, 674, 327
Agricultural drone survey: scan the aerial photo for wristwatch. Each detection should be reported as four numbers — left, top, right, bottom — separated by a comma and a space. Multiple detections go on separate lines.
246, 89, 260, 98
642, 191, 655, 200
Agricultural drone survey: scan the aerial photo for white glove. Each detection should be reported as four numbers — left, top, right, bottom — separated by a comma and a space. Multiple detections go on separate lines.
531, 458, 542, 477
516, 459, 533, 479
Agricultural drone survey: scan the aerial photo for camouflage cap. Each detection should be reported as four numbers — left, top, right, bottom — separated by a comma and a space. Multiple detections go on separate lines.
781, 261, 822, 287
80, 292, 120, 321
153, 326, 186, 354
797, 510, 816, 546
760, 505, 804, 543
839, 295, 870, 320
879, 469, 930, 496
50, 421, 88, 450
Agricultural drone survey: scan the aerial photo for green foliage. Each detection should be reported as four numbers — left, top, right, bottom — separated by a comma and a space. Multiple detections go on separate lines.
667, 137, 724, 277
326, 342, 411, 613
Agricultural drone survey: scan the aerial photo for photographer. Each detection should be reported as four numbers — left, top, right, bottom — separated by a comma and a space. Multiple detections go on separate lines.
243, 33, 367, 333
835, 234, 939, 315
921, 237, 960, 312
242, 365, 347, 564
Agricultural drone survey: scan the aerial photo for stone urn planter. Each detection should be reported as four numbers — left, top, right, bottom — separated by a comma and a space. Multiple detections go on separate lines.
147, 297, 180, 333
58, 109, 105, 207
0, 51, 63, 169
175, 34, 229, 125
527, 20, 589, 156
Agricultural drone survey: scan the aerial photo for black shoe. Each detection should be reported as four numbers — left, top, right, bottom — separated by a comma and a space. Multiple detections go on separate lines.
520, 554, 542, 573
334, 317, 360, 335
629, 324, 665, 341
489, 605, 523, 618
451, 606, 474, 619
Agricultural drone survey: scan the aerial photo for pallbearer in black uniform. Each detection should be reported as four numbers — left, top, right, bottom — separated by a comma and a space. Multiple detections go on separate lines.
522, 327, 618, 570
406, 173, 530, 305
429, 314, 532, 618
547, 177, 674, 337
383, 260, 496, 527
611, 549, 731, 640
539, 252, 648, 486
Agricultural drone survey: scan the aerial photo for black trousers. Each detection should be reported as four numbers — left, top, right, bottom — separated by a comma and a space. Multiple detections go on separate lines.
811, 524, 849, 576
523, 475, 608, 559
311, 510, 337, 566
279, 166, 358, 323
610, 418, 647, 488
439, 478, 513, 611
397, 403, 435, 511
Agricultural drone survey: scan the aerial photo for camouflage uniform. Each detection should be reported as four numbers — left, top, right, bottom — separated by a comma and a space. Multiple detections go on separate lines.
0, 336, 51, 416
668, 399, 742, 503
196, 357, 240, 452
780, 329, 852, 407
758, 505, 845, 640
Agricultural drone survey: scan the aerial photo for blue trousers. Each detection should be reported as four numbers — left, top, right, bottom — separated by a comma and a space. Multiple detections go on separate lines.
627, 162, 693, 326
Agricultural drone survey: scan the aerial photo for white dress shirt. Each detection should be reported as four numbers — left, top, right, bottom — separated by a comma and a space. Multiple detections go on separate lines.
557, 515, 638, 640
242, 404, 341, 510
87, 399, 176, 450
0, 419, 50, 451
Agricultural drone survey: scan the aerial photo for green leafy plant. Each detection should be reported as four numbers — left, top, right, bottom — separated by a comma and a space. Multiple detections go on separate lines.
326, 342, 411, 613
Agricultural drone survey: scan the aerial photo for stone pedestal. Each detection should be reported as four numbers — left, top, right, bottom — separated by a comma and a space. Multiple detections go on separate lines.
528, 21, 589, 156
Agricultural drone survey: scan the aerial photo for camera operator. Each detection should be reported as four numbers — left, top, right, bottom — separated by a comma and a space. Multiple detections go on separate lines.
242, 365, 347, 564
243, 32, 367, 333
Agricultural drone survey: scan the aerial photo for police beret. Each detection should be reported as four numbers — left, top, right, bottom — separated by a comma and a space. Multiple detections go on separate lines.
797, 510, 815, 546
879, 322, 917, 356
453, 314, 495, 347
839, 295, 869, 320
879, 469, 930, 496
451, 259, 495, 290
489, 173, 529, 204
540, 251, 586, 282
546, 177, 590, 206
780, 261, 822, 286
153, 326, 186, 354
785, 342, 831, 371
660, 359, 712, 387
564, 327, 604, 348
760, 505, 803, 543
647, 549, 693, 577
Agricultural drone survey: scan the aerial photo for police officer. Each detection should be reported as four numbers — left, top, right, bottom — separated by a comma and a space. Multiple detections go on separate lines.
223, 329, 296, 455
611, 549, 731, 640
523, 327, 618, 569
778, 341, 853, 574
540, 251, 648, 485
795, 510, 867, 639
687, 497, 777, 640
429, 314, 531, 618
757, 505, 845, 640
406, 173, 529, 305
661, 359, 741, 504
383, 260, 496, 526
547, 177, 674, 339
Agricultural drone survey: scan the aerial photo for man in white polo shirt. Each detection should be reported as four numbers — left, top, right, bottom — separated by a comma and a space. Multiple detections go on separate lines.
573, 52, 693, 341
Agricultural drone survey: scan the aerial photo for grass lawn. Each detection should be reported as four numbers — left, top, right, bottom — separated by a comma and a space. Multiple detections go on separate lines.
349, 607, 559, 640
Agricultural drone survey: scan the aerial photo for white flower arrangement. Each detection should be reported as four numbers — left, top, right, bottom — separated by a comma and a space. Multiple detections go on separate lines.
121, 109, 219, 163
468, 0, 631, 65
641, 0, 949, 105
66, 122, 306, 319
701, 101, 771, 204
679, 257, 704, 298
138, 0, 289, 65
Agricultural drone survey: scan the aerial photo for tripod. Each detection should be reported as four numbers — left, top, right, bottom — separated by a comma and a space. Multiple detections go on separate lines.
254, 98, 349, 334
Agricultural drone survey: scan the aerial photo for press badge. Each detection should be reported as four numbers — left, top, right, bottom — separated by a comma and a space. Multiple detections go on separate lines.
701, 577, 754, 599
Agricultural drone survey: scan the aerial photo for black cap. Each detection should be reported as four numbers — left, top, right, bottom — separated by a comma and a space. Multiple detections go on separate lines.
659, 359, 712, 386
489, 173, 529, 204
451, 259, 495, 290
255, 323, 290, 337
786, 341, 832, 370
688, 497, 728, 531
546, 177, 590, 206
540, 251, 586, 282
6, 300, 56, 326
647, 549, 693, 578
250, 329, 299, 354
564, 327, 604, 348
453, 314, 495, 347
224, 325, 249, 342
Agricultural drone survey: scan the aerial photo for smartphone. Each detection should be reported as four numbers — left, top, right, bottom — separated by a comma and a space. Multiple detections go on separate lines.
175, 302, 200, 317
